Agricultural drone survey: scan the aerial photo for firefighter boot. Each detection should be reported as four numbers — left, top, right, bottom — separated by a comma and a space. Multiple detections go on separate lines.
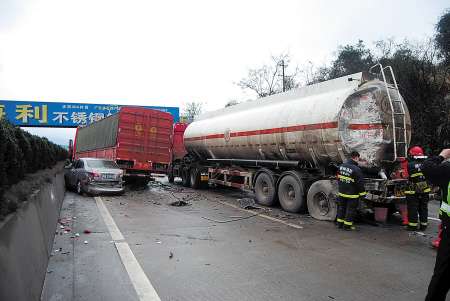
343, 221, 357, 231
420, 222, 428, 231
406, 222, 418, 231
335, 218, 344, 229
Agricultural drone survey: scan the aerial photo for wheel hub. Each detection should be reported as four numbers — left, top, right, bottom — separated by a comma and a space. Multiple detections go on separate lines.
286, 184, 295, 200
288, 190, 295, 199
315, 192, 329, 215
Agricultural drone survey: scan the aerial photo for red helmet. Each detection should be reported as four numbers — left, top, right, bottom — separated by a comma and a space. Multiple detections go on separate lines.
409, 146, 424, 157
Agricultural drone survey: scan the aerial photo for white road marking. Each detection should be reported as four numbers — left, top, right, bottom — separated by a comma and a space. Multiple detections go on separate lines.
95, 196, 161, 301
95, 197, 124, 241
217, 200, 303, 229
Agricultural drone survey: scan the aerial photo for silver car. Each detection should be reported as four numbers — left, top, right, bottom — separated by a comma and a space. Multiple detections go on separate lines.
65, 158, 125, 196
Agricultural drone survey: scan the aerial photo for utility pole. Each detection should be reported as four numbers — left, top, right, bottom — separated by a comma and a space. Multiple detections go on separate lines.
279, 59, 286, 92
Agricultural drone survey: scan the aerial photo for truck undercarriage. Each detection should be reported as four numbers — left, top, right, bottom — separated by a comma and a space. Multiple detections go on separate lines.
169, 156, 409, 222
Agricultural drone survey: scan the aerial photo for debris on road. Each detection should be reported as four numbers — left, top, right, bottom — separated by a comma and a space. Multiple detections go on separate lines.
169, 251, 174, 259
409, 231, 427, 237
201, 212, 260, 223
169, 200, 190, 207
75, 233, 80, 237
237, 198, 261, 210
83, 229, 91, 234
84, 240, 88, 244
148, 180, 185, 193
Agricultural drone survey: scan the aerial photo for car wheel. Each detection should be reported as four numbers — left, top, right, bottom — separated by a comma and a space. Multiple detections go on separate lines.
76, 181, 83, 195
64, 177, 71, 191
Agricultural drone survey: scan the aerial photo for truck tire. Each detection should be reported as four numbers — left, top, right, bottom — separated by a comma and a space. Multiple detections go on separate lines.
277, 172, 305, 213
254, 172, 277, 206
190, 168, 201, 189
307, 180, 337, 221
181, 168, 190, 187
168, 169, 175, 183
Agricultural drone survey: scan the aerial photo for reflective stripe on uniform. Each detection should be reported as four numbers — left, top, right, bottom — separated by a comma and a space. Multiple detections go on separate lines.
440, 202, 450, 215
408, 222, 418, 226
338, 192, 360, 199
359, 192, 367, 196
404, 190, 416, 195
410, 172, 424, 178
447, 182, 450, 204
344, 221, 353, 226
338, 175, 354, 182
424, 188, 431, 193
337, 218, 344, 223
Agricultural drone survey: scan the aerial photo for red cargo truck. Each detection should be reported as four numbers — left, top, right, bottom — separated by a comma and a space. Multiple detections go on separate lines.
73, 107, 173, 183
168, 122, 188, 183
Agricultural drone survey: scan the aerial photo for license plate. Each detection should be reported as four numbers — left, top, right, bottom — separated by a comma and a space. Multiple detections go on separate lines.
201, 175, 209, 181
102, 174, 115, 180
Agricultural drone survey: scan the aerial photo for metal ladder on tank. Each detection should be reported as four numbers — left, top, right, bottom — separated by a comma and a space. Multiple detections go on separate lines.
369, 63, 408, 160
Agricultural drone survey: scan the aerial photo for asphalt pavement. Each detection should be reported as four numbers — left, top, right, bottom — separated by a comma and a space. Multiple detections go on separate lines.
41, 178, 445, 301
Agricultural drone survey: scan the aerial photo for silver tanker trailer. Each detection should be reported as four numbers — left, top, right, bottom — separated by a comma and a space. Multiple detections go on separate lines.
172, 64, 411, 221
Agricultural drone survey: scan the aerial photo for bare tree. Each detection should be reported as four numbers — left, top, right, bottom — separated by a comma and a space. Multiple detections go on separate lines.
237, 53, 299, 98
181, 101, 203, 123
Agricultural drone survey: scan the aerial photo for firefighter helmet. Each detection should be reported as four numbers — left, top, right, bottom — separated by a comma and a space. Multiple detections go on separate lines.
408, 146, 424, 157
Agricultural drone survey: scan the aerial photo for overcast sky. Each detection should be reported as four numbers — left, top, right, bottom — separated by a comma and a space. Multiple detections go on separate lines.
0, 0, 448, 145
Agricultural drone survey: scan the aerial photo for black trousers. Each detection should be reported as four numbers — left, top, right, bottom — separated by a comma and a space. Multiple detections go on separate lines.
406, 193, 429, 226
336, 196, 359, 224
426, 218, 450, 301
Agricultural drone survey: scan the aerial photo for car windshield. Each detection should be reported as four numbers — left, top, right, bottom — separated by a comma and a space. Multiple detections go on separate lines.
86, 160, 119, 169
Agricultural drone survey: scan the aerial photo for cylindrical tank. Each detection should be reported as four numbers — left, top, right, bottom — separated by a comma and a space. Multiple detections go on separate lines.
184, 73, 411, 167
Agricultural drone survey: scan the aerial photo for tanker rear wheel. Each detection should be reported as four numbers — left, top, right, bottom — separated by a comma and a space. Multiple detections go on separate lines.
190, 168, 201, 189
181, 168, 190, 187
168, 168, 175, 183
277, 172, 305, 213
307, 180, 337, 221
254, 172, 277, 206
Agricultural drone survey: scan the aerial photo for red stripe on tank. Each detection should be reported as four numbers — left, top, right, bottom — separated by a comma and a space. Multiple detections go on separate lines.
348, 123, 384, 130
184, 122, 383, 141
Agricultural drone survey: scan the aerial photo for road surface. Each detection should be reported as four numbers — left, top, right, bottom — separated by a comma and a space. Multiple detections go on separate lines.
41, 178, 443, 301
